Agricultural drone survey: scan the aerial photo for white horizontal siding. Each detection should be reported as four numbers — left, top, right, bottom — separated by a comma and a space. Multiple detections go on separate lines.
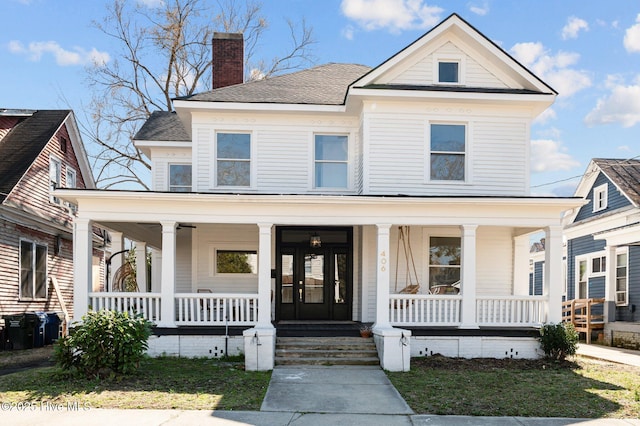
151, 148, 192, 191
256, 129, 309, 193
476, 226, 513, 295
176, 230, 192, 292
195, 126, 212, 192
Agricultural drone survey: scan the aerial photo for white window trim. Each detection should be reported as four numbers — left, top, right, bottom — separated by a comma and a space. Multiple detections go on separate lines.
422, 227, 462, 294
592, 183, 608, 212
19, 238, 48, 301
425, 121, 470, 184
49, 156, 62, 204
168, 163, 192, 192
208, 244, 258, 277
590, 251, 607, 277
310, 132, 352, 191
575, 256, 589, 299
615, 247, 629, 307
433, 54, 466, 85
65, 167, 78, 213
213, 131, 255, 189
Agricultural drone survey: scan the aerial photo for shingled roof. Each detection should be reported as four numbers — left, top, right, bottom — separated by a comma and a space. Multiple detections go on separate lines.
594, 158, 640, 207
0, 110, 70, 203
179, 63, 372, 105
134, 111, 190, 141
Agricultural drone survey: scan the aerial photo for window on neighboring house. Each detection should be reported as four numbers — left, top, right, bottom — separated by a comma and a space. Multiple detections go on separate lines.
577, 259, 588, 299
593, 184, 607, 212
591, 255, 606, 275
59, 136, 67, 153
428, 236, 461, 294
216, 250, 257, 274
315, 134, 348, 189
438, 61, 459, 83
216, 132, 251, 187
20, 240, 47, 300
430, 124, 466, 181
616, 251, 628, 306
49, 157, 61, 204
169, 164, 192, 192
65, 167, 78, 213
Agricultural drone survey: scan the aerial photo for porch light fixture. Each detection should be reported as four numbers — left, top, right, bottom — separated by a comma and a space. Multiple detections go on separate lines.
310, 233, 321, 248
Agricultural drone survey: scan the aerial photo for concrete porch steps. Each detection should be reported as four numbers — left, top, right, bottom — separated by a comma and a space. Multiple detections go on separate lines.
275, 336, 379, 366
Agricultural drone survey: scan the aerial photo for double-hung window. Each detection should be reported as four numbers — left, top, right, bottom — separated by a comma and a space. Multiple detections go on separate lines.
49, 157, 61, 204
577, 259, 588, 299
20, 240, 47, 300
428, 236, 461, 294
314, 134, 348, 189
65, 167, 78, 213
216, 132, 251, 187
616, 250, 628, 306
429, 124, 466, 181
592, 184, 607, 212
169, 164, 192, 192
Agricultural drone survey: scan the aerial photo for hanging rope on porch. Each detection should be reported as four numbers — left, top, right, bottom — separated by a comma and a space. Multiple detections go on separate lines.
394, 226, 421, 294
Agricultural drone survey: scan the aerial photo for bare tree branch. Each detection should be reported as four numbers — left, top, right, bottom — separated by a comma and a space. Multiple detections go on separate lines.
83, 0, 315, 189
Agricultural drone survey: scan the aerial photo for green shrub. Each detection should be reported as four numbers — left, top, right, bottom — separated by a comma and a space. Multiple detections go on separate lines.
54, 310, 152, 377
538, 322, 579, 361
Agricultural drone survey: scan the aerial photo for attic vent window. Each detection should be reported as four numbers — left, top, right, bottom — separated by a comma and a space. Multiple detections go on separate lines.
60, 136, 67, 153
439, 62, 459, 83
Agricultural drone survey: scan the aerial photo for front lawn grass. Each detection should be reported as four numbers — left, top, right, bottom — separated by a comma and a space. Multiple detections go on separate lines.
0, 356, 271, 411
387, 355, 640, 418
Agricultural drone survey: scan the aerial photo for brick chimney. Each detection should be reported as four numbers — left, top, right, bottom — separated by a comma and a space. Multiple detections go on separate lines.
212, 32, 244, 89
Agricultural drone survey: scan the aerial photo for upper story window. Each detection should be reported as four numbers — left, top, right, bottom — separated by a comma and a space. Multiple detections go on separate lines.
59, 136, 67, 153
66, 168, 76, 188
20, 239, 47, 300
49, 156, 61, 204
592, 184, 608, 212
429, 124, 466, 181
438, 61, 459, 83
314, 134, 348, 189
169, 164, 192, 192
216, 132, 251, 187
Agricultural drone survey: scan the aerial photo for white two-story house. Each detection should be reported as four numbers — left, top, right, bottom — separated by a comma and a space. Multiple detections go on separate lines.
59, 14, 581, 371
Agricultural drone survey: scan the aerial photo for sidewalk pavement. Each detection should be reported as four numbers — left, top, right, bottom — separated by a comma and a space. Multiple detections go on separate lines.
2, 348, 640, 426
576, 343, 640, 367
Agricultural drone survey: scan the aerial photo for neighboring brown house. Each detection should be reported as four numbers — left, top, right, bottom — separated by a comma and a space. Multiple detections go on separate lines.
0, 109, 101, 328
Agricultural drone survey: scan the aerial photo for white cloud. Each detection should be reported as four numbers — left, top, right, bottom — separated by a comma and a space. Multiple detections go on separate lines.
618, 145, 631, 152
342, 25, 355, 40
584, 79, 640, 127
624, 14, 640, 53
530, 139, 580, 173
8, 40, 110, 66
533, 108, 557, 125
340, 0, 444, 33
510, 42, 591, 98
137, 0, 164, 7
561, 16, 588, 40
469, 2, 489, 16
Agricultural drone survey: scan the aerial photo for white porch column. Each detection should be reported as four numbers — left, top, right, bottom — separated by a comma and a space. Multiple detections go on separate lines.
135, 241, 148, 292
73, 218, 93, 323
604, 245, 617, 323
109, 231, 123, 291
544, 225, 563, 323
373, 224, 392, 330
459, 225, 478, 329
158, 221, 177, 327
513, 234, 530, 296
257, 223, 275, 329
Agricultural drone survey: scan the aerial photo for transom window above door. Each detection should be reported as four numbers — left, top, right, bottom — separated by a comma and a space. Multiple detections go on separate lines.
314, 134, 348, 189
216, 132, 251, 187
429, 124, 466, 181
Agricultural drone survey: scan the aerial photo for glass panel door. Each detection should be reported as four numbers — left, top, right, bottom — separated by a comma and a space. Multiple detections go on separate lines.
304, 253, 324, 303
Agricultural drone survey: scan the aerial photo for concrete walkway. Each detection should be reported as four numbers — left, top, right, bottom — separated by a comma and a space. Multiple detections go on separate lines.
577, 344, 640, 367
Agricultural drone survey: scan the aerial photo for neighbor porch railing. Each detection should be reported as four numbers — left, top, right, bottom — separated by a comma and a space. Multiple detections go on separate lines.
389, 294, 462, 326
476, 296, 547, 326
89, 292, 162, 322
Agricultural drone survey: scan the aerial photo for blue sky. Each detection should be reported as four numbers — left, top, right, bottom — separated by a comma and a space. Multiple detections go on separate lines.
3, 0, 640, 196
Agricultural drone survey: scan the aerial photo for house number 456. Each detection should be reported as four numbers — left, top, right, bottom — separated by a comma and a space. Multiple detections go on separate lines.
379, 251, 387, 272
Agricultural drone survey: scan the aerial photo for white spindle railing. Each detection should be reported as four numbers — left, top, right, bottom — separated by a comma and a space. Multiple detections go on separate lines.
175, 293, 258, 325
389, 294, 462, 326
476, 296, 547, 326
89, 292, 161, 322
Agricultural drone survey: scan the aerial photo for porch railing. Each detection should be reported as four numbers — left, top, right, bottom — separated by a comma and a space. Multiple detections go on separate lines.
389, 294, 462, 326
476, 296, 547, 326
175, 293, 258, 326
89, 292, 161, 322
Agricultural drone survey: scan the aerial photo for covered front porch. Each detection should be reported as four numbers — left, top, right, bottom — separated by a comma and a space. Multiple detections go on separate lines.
60, 190, 578, 370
